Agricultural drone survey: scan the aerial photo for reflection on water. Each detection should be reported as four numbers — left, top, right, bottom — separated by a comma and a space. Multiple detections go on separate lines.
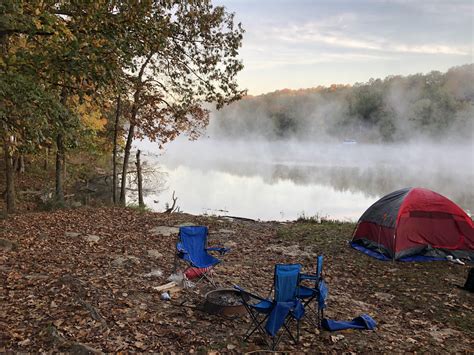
137, 139, 474, 221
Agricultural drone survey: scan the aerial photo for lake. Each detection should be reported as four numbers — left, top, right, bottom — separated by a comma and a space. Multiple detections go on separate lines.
135, 139, 474, 221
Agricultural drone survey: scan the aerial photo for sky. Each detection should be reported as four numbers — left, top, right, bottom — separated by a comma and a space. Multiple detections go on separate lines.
213, 0, 474, 95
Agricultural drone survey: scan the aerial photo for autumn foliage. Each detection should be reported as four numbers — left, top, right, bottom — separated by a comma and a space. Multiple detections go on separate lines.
0, 0, 245, 212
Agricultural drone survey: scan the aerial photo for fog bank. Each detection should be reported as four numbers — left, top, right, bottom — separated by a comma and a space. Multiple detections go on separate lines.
137, 138, 473, 219
207, 64, 474, 144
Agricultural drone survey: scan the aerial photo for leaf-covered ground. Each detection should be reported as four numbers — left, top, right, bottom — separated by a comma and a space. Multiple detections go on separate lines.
1, 207, 472, 352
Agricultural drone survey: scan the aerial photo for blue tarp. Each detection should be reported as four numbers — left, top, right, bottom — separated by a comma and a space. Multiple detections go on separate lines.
322, 314, 377, 331
350, 242, 447, 262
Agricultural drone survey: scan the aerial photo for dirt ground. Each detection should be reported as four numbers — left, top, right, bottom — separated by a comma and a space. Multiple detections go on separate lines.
1, 207, 472, 352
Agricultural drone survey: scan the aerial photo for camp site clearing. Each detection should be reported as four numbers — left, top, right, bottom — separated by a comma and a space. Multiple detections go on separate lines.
1, 207, 472, 352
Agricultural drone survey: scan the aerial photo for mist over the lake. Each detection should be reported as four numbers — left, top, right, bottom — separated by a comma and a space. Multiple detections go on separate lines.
208, 64, 474, 144
137, 137, 473, 221
135, 65, 473, 221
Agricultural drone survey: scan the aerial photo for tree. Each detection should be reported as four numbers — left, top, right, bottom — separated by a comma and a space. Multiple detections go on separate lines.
118, 1, 245, 205
1, 1, 117, 207
1, 0, 246, 211
112, 95, 121, 204
0, 0, 71, 212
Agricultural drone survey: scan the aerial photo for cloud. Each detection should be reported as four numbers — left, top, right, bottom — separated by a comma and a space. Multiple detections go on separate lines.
271, 24, 471, 55
243, 50, 390, 70
216, 0, 473, 93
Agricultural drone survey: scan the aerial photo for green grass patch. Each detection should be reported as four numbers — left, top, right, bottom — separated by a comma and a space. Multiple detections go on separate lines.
126, 204, 152, 213
277, 221, 355, 242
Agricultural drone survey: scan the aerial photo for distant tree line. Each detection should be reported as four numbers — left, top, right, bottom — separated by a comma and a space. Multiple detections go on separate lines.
0, 1, 244, 214
211, 64, 474, 142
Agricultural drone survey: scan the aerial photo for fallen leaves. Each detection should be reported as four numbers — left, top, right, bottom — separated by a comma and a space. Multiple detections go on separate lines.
0, 207, 473, 353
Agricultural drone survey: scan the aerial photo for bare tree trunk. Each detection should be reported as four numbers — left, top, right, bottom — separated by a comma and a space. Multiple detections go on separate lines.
63, 153, 66, 182
1, 35, 15, 213
55, 89, 67, 204
55, 133, 65, 203
135, 149, 144, 208
119, 123, 135, 206
119, 55, 151, 207
112, 95, 121, 204
44, 147, 49, 170
12, 155, 18, 172
18, 154, 25, 173
3, 134, 16, 213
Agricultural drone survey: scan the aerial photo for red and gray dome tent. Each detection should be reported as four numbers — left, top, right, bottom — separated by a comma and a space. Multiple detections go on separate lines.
351, 187, 474, 262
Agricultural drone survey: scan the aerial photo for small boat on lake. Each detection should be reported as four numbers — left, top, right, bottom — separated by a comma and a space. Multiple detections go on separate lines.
343, 139, 357, 145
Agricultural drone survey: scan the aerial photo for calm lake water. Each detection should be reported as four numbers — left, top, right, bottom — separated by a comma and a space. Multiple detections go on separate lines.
136, 139, 474, 221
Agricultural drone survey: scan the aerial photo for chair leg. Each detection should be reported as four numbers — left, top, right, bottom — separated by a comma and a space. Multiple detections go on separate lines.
301, 301, 319, 329
283, 322, 297, 345
245, 313, 269, 342
297, 320, 300, 343
319, 308, 324, 329
187, 267, 218, 288
270, 318, 297, 351
241, 302, 269, 344
271, 337, 277, 351
199, 271, 217, 287
173, 253, 178, 273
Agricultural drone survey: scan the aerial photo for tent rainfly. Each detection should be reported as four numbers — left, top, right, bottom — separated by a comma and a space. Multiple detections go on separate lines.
351, 187, 474, 261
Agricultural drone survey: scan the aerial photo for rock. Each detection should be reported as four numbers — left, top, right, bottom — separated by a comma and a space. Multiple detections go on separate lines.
177, 222, 197, 227
65, 232, 81, 238
111, 255, 140, 267
0, 238, 17, 251
429, 328, 461, 342
147, 249, 163, 259
68, 342, 102, 354
149, 226, 179, 237
70, 200, 82, 208
224, 240, 237, 248
266, 244, 314, 257
84, 235, 100, 243
45, 324, 66, 345
144, 269, 163, 278
217, 229, 235, 234
351, 299, 373, 309
375, 292, 395, 302
39, 191, 53, 203
330, 334, 345, 343
17, 339, 31, 347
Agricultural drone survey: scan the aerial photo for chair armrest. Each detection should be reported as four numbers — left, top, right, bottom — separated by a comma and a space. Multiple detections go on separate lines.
300, 273, 319, 281
233, 285, 268, 302
206, 246, 230, 255
176, 242, 188, 254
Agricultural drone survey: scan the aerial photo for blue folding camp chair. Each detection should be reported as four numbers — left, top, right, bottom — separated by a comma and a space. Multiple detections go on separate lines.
235, 264, 305, 350
175, 226, 229, 286
298, 255, 327, 328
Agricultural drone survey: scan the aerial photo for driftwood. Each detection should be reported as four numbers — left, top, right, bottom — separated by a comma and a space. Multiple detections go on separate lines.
153, 281, 178, 292
164, 191, 178, 214
58, 274, 107, 326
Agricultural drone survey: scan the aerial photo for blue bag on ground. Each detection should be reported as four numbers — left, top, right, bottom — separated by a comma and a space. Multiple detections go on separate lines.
322, 314, 376, 331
